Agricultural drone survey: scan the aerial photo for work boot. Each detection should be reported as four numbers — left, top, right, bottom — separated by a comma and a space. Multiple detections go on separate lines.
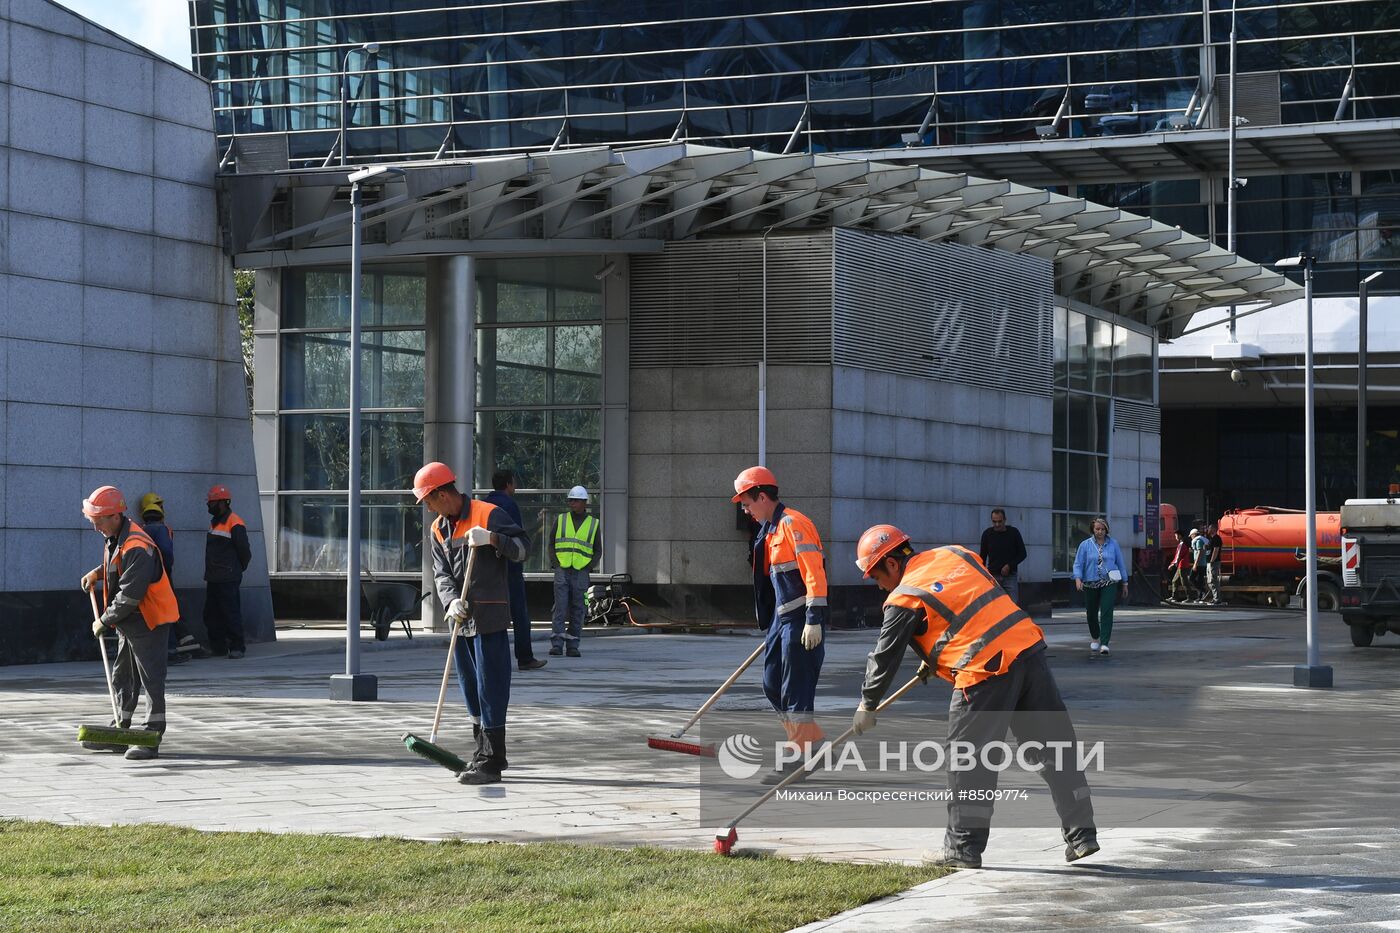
124, 744, 159, 761
227, 649, 245, 660
548, 645, 563, 657
176, 635, 200, 654
1065, 834, 1100, 863
459, 727, 507, 785
921, 847, 982, 869
461, 723, 485, 772
81, 719, 131, 752
566, 644, 581, 658
518, 658, 547, 671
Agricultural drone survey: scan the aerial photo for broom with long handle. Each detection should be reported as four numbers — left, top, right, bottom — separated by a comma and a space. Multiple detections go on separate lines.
646, 641, 765, 757
712, 671, 925, 855
402, 545, 476, 773
76, 590, 161, 749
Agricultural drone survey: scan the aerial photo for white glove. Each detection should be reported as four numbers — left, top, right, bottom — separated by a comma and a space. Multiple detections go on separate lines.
851, 707, 877, 735
446, 598, 469, 621
80, 570, 100, 593
467, 526, 493, 548
801, 623, 823, 650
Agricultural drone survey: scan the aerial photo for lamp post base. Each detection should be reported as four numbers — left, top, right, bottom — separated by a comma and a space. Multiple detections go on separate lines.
330, 673, 378, 701
1293, 664, 1333, 689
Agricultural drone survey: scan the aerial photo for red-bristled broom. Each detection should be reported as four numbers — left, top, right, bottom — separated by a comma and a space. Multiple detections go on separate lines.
713, 672, 925, 855
647, 642, 765, 757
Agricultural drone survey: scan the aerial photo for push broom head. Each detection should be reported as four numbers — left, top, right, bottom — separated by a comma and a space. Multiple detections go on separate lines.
402, 732, 469, 774
77, 724, 160, 747
647, 734, 717, 757
714, 827, 738, 855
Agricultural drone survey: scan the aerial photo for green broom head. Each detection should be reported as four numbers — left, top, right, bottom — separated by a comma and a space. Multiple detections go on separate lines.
77, 724, 161, 747
402, 732, 468, 773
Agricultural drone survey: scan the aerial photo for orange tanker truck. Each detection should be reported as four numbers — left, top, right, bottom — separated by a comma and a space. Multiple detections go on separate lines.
1161, 505, 1343, 609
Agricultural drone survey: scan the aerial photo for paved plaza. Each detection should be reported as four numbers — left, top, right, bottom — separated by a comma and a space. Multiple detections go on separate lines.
3, 606, 1400, 930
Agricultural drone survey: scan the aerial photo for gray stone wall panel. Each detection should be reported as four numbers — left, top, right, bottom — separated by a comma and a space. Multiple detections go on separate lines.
83, 285, 153, 352
84, 165, 155, 233
9, 149, 81, 220
83, 103, 153, 175
7, 337, 81, 405
82, 43, 154, 115
5, 276, 81, 341
8, 22, 82, 98
83, 225, 153, 293
8, 212, 81, 281
9, 86, 82, 161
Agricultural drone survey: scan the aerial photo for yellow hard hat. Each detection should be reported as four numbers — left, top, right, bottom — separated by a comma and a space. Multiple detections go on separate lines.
138, 492, 164, 518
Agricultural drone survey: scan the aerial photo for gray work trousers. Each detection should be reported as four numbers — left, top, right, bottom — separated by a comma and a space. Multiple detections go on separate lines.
944, 645, 1096, 858
552, 567, 589, 647
112, 618, 169, 732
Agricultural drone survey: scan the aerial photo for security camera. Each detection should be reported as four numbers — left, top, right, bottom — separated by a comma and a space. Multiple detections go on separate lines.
1230, 368, 1249, 387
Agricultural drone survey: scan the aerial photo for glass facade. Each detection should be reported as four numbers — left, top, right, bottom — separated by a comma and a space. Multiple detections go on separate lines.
474, 258, 604, 574
268, 260, 605, 576
276, 268, 427, 573
1052, 304, 1156, 574
192, 1, 1400, 162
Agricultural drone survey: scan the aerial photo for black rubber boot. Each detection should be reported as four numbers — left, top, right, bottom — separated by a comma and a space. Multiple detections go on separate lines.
459, 727, 506, 785
464, 723, 485, 771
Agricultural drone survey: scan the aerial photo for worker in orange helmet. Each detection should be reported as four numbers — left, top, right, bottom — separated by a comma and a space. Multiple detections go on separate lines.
78, 486, 181, 760
204, 484, 252, 659
853, 524, 1099, 869
415, 460, 530, 785
732, 465, 829, 785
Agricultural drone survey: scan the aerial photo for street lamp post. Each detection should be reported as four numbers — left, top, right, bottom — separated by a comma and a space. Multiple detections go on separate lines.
338, 42, 381, 168
329, 164, 403, 702
1277, 253, 1331, 689
1358, 271, 1384, 498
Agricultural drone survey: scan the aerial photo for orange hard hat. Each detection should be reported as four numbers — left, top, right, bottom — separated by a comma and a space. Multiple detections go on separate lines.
82, 485, 127, 518
207, 484, 233, 503
856, 524, 911, 576
413, 461, 457, 503
731, 465, 778, 503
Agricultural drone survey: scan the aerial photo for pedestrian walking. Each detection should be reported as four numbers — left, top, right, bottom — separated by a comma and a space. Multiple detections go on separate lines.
852, 524, 1099, 869
416, 461, 530, 785
733, 466, 829, 785
1073, 517, 1128, 656
1189, 526, 1209, 603
1205, 523, 1224, 605
483, 470, 546, 671
549, 485, 598, 658
1165, 529, 1199, 603
979, 508, 1027, 603
78, 486, 180, 760
204, 484, 252, 659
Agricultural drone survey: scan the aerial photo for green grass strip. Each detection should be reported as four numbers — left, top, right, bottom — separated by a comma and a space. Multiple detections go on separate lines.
0, 820, 944, 932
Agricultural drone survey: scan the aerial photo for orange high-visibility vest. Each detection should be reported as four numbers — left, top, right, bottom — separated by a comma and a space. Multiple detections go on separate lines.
885, 546, 1043, 689
104, 521, 180, 630
430, 499, 498, 547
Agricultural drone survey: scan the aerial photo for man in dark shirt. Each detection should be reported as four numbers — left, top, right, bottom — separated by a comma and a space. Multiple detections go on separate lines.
484, 469, 547, 671
979, 508, 1028, 604
204, 484, 253, 659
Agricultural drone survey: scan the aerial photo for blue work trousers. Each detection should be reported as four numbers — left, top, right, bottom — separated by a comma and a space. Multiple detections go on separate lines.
762, 611, 824, 713
507, 565, 536, 663
452, 629, 512, 729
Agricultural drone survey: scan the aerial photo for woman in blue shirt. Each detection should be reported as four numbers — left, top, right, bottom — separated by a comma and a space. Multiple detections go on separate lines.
1073, 517, 1128, 656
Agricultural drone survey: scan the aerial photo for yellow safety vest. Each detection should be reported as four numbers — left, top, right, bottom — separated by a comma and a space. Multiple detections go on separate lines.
554, 513, 597, 570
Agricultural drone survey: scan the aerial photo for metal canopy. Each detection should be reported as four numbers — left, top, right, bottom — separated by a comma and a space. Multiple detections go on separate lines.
222, 142, 1302, 337
862, 117, 1400, 187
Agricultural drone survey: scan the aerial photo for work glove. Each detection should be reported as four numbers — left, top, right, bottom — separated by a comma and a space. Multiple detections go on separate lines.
91, 619, 108, 638
446, 598, 470, 622
915, 661, 934, 684
80, 570, 100, 593
467, 526, 493, 548
851, 706, 877, 735
801, 623, 823, 651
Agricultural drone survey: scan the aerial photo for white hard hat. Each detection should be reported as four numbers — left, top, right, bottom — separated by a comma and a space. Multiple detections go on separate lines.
568, 485, 590, 502
1189, 528, 1200, 536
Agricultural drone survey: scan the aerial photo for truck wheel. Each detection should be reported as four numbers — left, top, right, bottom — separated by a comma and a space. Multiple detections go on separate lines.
1351, 624, 1375, 647
1317, 581, 1341, 613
